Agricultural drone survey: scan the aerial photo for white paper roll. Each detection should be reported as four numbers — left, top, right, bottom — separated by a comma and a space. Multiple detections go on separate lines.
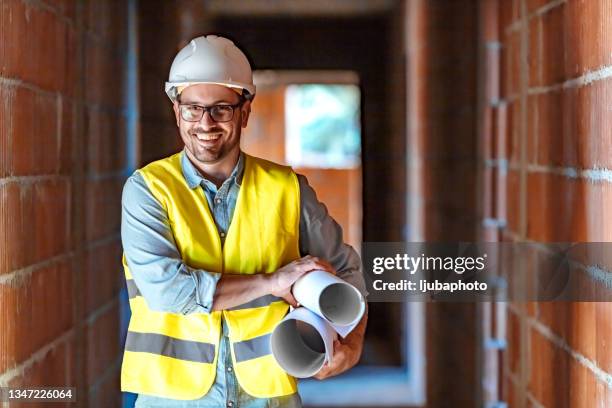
270, 307, 337, 378
292, 270, 366, 337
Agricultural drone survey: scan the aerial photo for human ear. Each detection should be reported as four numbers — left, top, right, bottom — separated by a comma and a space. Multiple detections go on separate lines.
240, 100, 252, 128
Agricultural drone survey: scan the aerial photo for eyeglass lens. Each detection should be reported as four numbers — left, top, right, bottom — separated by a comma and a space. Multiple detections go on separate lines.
180, 105, 235, 122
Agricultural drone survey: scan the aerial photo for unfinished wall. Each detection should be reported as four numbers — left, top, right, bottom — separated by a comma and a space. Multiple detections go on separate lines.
0, 1, 127, 406
405, 0, 481, 405
480, 0, 612, 406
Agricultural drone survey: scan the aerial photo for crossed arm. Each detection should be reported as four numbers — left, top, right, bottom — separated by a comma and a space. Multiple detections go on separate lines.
210, 255, 335, 310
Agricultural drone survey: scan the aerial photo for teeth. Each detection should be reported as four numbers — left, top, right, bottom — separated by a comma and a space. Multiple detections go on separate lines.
195, 134, 220, 141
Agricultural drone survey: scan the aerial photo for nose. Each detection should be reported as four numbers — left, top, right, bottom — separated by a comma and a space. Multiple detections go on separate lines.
198, 110, 216, 128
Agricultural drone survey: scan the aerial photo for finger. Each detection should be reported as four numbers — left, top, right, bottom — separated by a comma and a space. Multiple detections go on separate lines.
295, 256, 329, 272
299, 255, 316, 264
283, 292, 298, 307
317, 259, 337, 274
319, 261, 337, 274
307, 259, 335, 274
314, 365, 331, 380
314, 360, 340, 380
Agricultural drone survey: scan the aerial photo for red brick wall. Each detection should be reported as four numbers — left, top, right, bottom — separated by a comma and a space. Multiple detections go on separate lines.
481, 0, 612, 406
0, 1, 127, 406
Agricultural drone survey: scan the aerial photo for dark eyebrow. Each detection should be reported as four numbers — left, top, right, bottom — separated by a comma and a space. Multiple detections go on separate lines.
180, 98, 240, 106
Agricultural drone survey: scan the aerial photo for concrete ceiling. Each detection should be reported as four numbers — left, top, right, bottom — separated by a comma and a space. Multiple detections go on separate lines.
202, 0, 397, 17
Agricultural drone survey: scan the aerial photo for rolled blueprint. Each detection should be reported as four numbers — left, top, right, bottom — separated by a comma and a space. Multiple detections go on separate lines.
270, 307, 336, 378
292, 270, 366, 337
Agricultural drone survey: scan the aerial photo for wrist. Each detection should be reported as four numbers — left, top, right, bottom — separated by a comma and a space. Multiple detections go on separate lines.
261, 272, 277, 295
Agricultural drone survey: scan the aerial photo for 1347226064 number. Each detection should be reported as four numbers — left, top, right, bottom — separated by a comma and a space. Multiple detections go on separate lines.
0, 387, 76, 402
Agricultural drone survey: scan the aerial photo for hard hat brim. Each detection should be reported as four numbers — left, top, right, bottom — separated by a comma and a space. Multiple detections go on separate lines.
165, 81, 256, 102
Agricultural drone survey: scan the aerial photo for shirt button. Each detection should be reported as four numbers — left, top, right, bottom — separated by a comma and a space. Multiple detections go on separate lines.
227, 402, 234, 408
215, 198, 221, 204
227, 366, 233, 372
220, 232, 226, 238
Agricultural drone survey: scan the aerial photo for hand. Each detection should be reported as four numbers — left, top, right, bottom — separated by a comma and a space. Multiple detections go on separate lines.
268, 255, 336, 307
313, 338, 362, 380
313, 308, 368, 380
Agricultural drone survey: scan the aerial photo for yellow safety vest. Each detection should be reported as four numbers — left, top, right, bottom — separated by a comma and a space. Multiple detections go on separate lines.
120, 151, 300, 400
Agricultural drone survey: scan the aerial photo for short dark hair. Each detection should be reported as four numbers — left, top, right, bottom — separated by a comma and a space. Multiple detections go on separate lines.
241, 89, 254, 101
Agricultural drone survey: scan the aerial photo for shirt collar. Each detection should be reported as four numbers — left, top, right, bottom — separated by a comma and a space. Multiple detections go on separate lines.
181, 149, 245, 190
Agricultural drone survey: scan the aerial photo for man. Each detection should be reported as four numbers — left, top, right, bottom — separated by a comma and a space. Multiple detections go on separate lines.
120, 35, 368, 408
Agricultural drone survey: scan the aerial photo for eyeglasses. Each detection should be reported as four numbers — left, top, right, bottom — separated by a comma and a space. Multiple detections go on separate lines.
178, 101, 244, 123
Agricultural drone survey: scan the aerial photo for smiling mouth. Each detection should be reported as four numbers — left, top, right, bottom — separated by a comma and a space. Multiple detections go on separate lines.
193, 133, 221, 141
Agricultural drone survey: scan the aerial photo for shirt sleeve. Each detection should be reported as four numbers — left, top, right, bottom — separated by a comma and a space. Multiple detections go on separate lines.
121, 171, 221, 314
297, 173, 369, 299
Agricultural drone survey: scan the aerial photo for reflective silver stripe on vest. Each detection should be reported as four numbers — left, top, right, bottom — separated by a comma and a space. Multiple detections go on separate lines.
125, 331, 215, 363
125, 279, 141, 298
233, 333, 272, 362
228, 294, 284, 311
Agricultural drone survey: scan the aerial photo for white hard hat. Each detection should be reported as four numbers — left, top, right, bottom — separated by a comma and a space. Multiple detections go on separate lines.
165, 35, 256, 102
